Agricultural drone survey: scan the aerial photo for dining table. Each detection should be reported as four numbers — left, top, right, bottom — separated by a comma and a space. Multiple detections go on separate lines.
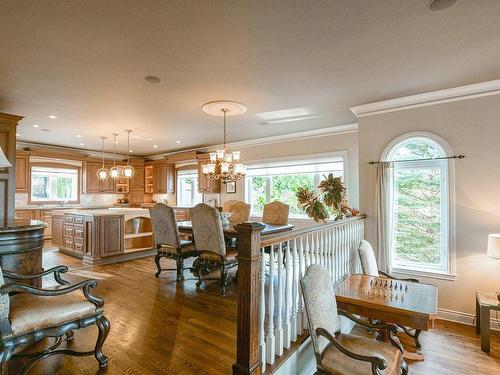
177, 221, 295, 237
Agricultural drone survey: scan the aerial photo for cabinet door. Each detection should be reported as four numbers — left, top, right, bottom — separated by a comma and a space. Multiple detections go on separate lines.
99, 164, 115, 192
15, 156, 29, 192
166, 164, 175, 194
99, 216, 124, 257
85, 162, 101, 193
15, 210, 34, 221
41, 210, 52, 239
52, 215, 64, 247
130, 165, 144, 188
197, 159, 220, 193
158, 164, 167, 193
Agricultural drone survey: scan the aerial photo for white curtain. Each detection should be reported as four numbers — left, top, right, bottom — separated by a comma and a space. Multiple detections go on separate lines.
375, 161, 394, 273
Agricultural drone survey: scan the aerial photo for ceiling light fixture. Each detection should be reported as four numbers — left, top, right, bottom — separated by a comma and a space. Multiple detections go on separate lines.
79, 143, 84, 146
32, 124, 39, 128
110, 133, 121, 178
145, 76, 162, 84
16, 133, 21, 137
48, 115, 58, 119
201, 100, 247, 183
97, 137, 110, 180
176, 140, 181, 144
0, 146, 12, 167
122, 130, 135, 178
76, 134, 82, 138
153, 145, 158, 149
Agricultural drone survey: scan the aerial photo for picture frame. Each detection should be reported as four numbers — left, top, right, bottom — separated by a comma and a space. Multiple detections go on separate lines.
225, 181, 236, 194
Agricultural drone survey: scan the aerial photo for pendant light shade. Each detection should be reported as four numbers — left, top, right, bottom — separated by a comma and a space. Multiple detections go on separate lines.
123, 130, 135, 178
110, 133, 121, 178
0, 146, 12, 167
96, 137, 110, 180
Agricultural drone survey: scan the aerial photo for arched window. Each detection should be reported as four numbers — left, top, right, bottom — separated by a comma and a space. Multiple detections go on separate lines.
385, 134, 451, 275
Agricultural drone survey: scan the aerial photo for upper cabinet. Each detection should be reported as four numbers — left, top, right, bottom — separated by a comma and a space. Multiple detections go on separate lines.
197, 155, 220, 193
144, 161, 175, 194
130, 160, 144, 189
15, 151, 29, 192
166, 164, 175, 194
83, 162, 102, 193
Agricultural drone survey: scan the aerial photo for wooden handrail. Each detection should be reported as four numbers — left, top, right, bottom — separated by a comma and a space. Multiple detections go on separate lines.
260, 215, 366, 247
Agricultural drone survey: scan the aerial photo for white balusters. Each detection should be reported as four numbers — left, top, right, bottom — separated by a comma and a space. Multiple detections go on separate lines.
259, 250, 266, 372
290, 238, 298, 342
266, 246, 275, 364
275, 243, 284, 356
284, 240, 292, 349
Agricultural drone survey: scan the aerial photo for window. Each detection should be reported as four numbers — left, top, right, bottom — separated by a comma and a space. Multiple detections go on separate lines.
245, 156, 345, 218
176, 169, 202, 207
30, 165, 79, 202
386, 136, 450, 274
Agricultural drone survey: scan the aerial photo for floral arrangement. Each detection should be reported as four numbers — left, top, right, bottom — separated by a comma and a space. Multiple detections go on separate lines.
296, 173, 358, 223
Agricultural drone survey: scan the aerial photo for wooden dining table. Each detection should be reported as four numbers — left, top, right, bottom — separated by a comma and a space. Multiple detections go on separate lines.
177, 221, 295, 237
335, 274, 438, 361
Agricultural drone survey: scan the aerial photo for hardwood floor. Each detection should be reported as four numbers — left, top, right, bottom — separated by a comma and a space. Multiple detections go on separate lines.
11, 246, 500, 374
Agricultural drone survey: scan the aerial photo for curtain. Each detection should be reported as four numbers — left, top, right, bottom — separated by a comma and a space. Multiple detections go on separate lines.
375, 161, 394, 273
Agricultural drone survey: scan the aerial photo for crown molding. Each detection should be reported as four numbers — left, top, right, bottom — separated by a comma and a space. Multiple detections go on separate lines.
16, 141, 131, 160
350, 79, 500, 118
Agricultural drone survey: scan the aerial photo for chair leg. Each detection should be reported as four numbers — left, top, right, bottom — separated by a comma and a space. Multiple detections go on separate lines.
176, 258, 185, 282
195, 260, 203, 288
94, 315, 110, 369
0, 346, 14, 375
220, 265, 228, 295
154, 252, 162, 278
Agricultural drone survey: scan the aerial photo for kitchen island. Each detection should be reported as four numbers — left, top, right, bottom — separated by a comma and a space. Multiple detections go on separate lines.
51, 208, 155, 265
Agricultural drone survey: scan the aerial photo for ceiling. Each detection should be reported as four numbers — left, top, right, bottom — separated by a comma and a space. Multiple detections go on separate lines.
1, 0, 499, 156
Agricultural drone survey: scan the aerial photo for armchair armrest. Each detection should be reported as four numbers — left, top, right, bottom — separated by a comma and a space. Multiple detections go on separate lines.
337, 309, 404, 353
316, 327, 387, 375
379, 270, 419, 283
3, 265, 70, 285
0, 279, 103, 308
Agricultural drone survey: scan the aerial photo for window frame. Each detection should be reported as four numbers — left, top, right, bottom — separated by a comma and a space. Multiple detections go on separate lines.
243, 151, 348, 220
382, 132, 456, 280
175, 167, 202, 207
28, 162, 81, 204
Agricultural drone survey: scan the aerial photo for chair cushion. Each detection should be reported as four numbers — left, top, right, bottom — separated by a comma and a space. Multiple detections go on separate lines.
8, 290, 97, 336
320, 334, 403, 375
159, 240, 197, 255
198, 249, 238, 264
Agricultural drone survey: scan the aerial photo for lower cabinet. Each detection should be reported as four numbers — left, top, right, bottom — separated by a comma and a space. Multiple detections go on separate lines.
52, 213, 64, 248
15, 209, 53, 240
98, 216, 124, 257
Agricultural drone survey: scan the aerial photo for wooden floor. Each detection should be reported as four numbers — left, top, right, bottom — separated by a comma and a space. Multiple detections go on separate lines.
12, 246, 500, 374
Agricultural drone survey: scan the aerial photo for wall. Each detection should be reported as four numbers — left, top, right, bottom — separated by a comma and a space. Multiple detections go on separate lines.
358, 94, 500, 319
219, 130, 360, 210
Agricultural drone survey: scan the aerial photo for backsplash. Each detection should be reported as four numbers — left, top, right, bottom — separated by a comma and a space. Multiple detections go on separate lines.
15, 192, 124, 207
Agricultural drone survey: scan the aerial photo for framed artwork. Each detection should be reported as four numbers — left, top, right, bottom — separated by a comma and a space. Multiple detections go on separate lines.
226, 181, 236, 194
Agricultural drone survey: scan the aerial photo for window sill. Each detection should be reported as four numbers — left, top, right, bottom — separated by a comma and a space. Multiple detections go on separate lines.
391, 267, 456, 281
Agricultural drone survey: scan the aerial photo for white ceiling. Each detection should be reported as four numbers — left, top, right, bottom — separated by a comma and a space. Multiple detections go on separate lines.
1, 0, 499, 156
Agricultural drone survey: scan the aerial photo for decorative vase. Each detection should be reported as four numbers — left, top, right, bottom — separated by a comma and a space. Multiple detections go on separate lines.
132, 218, 141, 234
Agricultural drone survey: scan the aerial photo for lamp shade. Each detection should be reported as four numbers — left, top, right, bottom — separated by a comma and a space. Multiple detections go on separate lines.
0, 146, 12, 167
487, 234, 500, 259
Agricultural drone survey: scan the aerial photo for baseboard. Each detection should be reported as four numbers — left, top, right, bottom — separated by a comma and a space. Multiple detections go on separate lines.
437, 308, 500, 332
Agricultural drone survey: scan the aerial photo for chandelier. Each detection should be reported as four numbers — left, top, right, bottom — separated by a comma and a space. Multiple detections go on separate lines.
201, 101, 247, 183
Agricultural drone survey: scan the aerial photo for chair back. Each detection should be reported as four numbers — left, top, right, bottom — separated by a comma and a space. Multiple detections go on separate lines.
223, 200, 251, 223
149, 203, 181, 249
300, 264, 340, 356
191, 203, 226, 256
358, 240, 380, 277
262, 201, 289, 225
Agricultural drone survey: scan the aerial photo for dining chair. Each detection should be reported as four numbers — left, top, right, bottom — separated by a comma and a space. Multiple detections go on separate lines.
262, 201, 289, 225
0, 265, 110, 374
222, 200, 251, 223
301, 264, 408, 375
149, 203, 199, 281
190, 203, 238, 295
358, 239, 422, 349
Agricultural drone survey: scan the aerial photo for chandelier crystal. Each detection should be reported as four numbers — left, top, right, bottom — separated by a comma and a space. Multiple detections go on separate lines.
201, 101, 247, 183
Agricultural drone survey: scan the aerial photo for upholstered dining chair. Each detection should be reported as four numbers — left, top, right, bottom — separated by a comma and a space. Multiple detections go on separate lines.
358, 240, 422, 349
262, 201, 289, 225
222, 200, 251, 223
149, 203, 199, 280
0, 265, 109, 374
190, 203, 238, 295
301, 264, 408, 375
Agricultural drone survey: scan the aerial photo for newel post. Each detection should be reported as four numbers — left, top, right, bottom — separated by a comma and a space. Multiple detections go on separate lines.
233, 222, 265, 375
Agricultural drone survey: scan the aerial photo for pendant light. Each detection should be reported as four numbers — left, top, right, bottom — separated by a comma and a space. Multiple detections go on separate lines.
122, 130, 135, 178
96, 137, 110, 180
109, 133, 121, 178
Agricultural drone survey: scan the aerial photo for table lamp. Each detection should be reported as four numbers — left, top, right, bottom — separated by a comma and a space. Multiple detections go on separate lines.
487, 234, 500, 302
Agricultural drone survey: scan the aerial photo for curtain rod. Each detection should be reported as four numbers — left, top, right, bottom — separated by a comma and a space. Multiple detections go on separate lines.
369, 154, 466, 165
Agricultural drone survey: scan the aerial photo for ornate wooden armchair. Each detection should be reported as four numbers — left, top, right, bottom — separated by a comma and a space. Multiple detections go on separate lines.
358, 240, 421, 349
0, 265, 109, 374
262, 201, 289, 225
222, 200, 251, 223
149, 203, 199, 280
301, 264, 408, 375
191, 203, 237, 295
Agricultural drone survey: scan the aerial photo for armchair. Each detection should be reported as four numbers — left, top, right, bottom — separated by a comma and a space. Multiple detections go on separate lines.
0, 265, 110, 375
301, 264, 408, 375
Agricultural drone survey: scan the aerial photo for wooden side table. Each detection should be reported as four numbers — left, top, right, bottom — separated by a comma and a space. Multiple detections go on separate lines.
476, 291, 500, 352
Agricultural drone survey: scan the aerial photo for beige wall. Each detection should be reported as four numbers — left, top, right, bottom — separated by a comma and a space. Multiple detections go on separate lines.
219, 131, 360, 210
358, 94, 500, 317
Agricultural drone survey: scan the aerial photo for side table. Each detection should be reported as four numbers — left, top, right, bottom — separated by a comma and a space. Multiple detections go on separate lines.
476, 291, 500, 352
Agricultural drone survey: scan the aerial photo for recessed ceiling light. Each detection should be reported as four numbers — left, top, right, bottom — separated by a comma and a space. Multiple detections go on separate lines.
145, 76, 162, 84
76, 134, 82, 138
16, 133, 21, 137
176, 140, 181, 144
153, 145, 158, 149
79, 143, 85, 146
32, 124, 40, 128
48, 115, 58, 119
114, 141, 119, 144
129, 150, 133, 153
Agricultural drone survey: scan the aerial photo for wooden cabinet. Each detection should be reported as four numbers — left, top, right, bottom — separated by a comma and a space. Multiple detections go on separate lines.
15, 154, 29, 192
129, 187, 144, 206
84, 162, 101, 193
52, 213, 64, 247
197, 157, 220, 193
98, 216, 124, 257
58, 213, 85, 258
14, 209, 34, 221
40, 210, 52, 240
144, 164, 154, 193
167, 164, 175, 194
130, 160, 144, 189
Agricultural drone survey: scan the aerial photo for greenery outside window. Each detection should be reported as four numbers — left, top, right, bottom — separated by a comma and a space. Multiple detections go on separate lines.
387, 136, 450, 275
177, 169, 202, 207
245, 157, 345, 218
30, 165, 80, 203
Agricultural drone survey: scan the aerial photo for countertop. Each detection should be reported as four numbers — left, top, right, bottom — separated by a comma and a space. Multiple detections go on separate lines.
51, 208, 150, 217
